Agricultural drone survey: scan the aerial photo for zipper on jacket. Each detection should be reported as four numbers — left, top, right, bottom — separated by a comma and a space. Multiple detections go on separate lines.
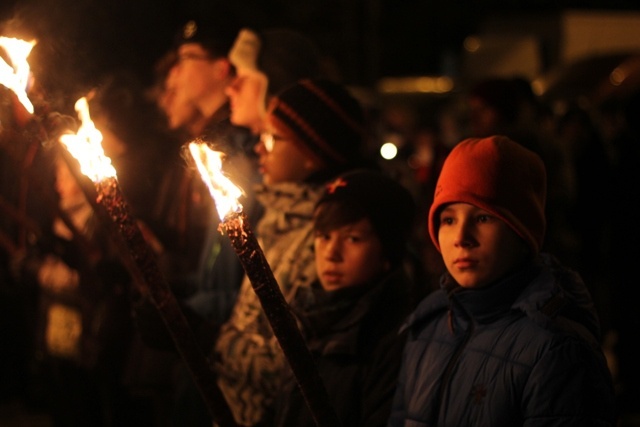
432, 292, 475, 425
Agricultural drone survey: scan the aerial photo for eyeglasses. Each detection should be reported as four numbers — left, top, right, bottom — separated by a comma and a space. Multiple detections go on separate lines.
260, 132, 288, 152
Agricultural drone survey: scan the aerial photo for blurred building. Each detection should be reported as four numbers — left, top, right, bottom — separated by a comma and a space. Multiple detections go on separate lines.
460, 10, 640, 107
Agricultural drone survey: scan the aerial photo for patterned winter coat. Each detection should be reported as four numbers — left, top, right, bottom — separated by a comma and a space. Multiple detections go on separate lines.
388, 254, 617, 427
213, 180, 324, 426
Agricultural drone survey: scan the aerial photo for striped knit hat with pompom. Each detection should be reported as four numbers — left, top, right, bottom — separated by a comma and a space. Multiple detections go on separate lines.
267, 79, 366, 168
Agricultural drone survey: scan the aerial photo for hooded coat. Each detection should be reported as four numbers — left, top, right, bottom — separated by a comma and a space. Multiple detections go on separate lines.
388, 253, 616, 427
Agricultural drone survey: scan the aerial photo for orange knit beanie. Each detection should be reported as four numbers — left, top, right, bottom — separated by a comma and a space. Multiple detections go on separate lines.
428, 135, 547, 254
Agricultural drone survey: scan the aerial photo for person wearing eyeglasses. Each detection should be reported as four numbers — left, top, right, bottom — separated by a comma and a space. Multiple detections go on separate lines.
212, 78, 377, 426
160, 18, 236, 139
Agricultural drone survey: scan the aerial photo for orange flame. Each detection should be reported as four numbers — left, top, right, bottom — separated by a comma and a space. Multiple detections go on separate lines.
188, 141, 243, 220
59, 97, 117, 182
0, 36, 36, 114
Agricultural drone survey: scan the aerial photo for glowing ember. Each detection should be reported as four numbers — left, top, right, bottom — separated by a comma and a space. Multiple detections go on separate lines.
188, 141, 243, 220
0, 36, 36, 114
59, 97, 117, 182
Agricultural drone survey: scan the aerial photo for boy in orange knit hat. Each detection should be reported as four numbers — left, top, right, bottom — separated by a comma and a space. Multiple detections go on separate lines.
388, 135, 617, 426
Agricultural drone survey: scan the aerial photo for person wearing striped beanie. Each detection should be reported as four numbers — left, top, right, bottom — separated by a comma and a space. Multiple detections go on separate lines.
212, 78, 375, 425
389, 135, 616, 426
258, 78, 371, 185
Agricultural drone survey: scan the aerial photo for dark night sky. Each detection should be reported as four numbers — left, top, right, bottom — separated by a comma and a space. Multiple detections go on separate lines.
2, 0, 640, 103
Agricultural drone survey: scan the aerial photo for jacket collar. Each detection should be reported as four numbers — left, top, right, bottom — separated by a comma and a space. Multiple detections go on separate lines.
296, 269, 409, 356
403, 254, 600, 339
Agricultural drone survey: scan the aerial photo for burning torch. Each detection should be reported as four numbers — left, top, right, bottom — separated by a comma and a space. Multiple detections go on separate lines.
189, 141, 341, 427
0, 35, 35, 128
59, 97, 238, 427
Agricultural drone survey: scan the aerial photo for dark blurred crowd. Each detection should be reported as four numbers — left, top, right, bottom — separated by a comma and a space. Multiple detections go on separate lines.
1, 13, 639, 427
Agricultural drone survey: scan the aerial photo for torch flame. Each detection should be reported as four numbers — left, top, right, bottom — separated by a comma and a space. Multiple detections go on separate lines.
188, 141, 243, 220
0, 36, 36, 114
59, 97, 117, 182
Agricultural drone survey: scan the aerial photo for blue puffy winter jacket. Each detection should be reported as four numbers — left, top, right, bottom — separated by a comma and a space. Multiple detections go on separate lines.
388, 254, 617, 427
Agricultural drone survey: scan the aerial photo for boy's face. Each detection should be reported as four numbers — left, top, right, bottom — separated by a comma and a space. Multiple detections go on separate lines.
314, 217, 389, 291
173, 44, 227, 105
438, 203, 528, 288
254, 116, 323, 185
162, 62, 202, 131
